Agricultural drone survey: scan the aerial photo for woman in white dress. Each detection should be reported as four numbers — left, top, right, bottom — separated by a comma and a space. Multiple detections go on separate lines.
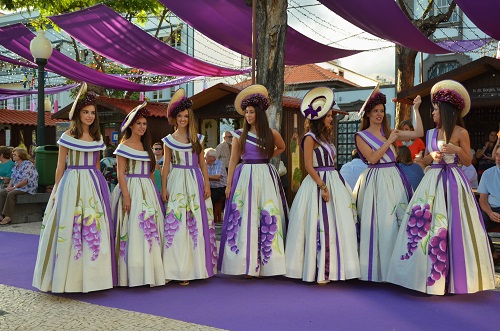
285, 87, 360, 283
161, 88, 217, 285
387, 80, 495, 294
33, 82, 115, 293
112, 102, 166, 287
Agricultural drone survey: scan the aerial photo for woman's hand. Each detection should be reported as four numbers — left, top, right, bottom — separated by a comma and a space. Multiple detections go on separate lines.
122, 195, 131, 214
321, 187, 330, 202
387, 130, 399, 144
204, 185, 211, 200
442, 143, 461, 154
161, 189, 169, 203
225, 186, 231, 199
413, 95, 422, 109
430, 151, 443, 162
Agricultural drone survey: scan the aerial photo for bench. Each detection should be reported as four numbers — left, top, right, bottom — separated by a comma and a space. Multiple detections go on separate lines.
12, 193, 50, 224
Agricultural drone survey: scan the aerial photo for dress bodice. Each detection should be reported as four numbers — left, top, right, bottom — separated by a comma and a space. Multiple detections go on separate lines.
426, 129, 458, 165
355, 130, 396, 164
233, 130, 268, 161
114, 144, 152, 176
300, 132, 336, 168
162, 134, 205, 167
58, 133, 105, 167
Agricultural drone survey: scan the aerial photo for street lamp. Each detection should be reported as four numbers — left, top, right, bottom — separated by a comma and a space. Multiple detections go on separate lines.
30, 30, 53, 147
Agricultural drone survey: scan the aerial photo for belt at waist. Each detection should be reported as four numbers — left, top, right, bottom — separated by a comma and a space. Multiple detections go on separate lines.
126, 174, 150, 178
367, 162, 396, 169
241, 159, 269, 164
172, 164, 198, 169
314, 166, 336, 171
68, 165, 96, 170
430, 163, 458, 169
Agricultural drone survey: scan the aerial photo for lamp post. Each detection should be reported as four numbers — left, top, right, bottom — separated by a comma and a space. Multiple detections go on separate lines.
30, 30, 53, 147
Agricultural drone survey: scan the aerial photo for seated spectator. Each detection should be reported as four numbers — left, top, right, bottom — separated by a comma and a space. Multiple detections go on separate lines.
204, 148, 227, 204
339, 149, 367, 190
396, 145, 424, 192
476, 130, 499, 180
461, 149, 478, 189
477, 147, 500, 265
0, 148, 38, 225
396, 120, 425, 161
0, 146, 14, 188
100, 147, 117, 192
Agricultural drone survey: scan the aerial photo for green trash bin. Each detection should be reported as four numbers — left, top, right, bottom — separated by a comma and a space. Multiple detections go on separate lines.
35, 145, 59, 186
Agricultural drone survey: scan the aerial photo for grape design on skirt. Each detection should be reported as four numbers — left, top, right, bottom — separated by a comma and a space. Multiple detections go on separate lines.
72, 201, 102, 261
426, 227, 448, 287
164, 208, 181, 249
225, 201, 242, 254
401, 203, 432, 260
138, 205, 161, 253
256, 206, 279, 272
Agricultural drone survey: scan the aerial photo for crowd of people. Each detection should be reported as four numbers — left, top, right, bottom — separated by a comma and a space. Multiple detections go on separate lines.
0, 79, 492, 296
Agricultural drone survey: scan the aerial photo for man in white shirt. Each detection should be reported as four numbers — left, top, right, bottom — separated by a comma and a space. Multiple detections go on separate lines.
215, 131, 232, 171
340, 149, 367, 190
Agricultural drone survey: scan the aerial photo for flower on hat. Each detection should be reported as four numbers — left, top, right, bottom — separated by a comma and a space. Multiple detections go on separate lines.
169, 97, 192, 119
431, 89, 465, 111
241, 93, 270, 111
74, 91, 98, 114
365, 92, 386, 113
120, 108, 150, 130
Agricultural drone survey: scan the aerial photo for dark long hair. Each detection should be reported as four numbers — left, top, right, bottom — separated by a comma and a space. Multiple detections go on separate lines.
120, 116, 156, 173
396, 145, 412, 165
304, 118, 332, 143
239, 105, 274, 159
69, 105, 101, 141
359, 103, 396, 149
435, 102, 464, 143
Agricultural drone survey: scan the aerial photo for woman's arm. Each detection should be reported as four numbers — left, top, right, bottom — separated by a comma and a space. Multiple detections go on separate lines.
355, 131, 398, 164
272, 129, 285, 157
303, 136, 329, 202
51, 145, 69, 197
198, 146, 211, 200
160, 144, 172, 202
116, 154, 131, 213
442, 128, 472, 166
225, 137, 241, 198
396, 96, 424, 141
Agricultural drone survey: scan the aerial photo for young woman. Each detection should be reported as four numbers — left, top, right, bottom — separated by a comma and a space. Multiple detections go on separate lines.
355, 90, 423, 282
112, 102, 166, 287
218, 84, 288, 277
285, 87, 359, 283
33, 82, 115, 293
161, 88, 217, 285
387, 80, 495, 295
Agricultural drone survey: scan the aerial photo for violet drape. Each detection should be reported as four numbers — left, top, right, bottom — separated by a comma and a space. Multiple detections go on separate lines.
436, 39, 492, 53
0, 54, 37, 69
317, 0, 450, 54
0, 83, 79, 95
49, 5, 248, 77
455, 0, 500, 41
0, 24, 198, 92
159, 0, 361, 65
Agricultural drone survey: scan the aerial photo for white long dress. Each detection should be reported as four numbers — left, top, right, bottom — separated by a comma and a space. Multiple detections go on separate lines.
285, 133, 360, 283
33, 133, 115, 293
162, 134, 217, 281
111, 144, 166, 287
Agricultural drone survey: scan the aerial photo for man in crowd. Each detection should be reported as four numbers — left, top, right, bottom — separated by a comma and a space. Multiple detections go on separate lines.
339, 149, 367, 190
205, 148, 227, 203
216, 131, 232, 172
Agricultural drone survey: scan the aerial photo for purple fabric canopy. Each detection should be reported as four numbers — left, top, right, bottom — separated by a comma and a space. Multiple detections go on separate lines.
0, 83, 79, 95
0, 24, 197, 92
0, 54, 37, 69
317, 0, 450, 54
159, 0, 361, 65
437, 39, 492, 53
49, 5, 247, 77
456, 0, 500, 41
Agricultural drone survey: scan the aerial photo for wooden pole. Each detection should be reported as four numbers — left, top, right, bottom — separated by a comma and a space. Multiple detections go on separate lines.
251, 0, 257, 84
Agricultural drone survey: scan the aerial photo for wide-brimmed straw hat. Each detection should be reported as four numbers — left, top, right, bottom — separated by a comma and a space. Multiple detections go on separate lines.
300, 87, 335, 120
167, 88, 193, 119
234, 84, 270, 115
358, 84, 385, 117
120, 101, 148, 132
69, 82, 99, 120
431, 80, 470, 117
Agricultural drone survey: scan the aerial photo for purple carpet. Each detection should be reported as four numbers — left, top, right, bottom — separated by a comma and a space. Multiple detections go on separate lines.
1, 231, 499, 330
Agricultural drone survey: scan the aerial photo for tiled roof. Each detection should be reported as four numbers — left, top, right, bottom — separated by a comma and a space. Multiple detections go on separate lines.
234, 64, 359, 88
98, 97, 168, 118
0, 109, 65, 126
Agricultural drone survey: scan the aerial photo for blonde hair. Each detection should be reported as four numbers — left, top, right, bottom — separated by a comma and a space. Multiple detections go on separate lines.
12, 147, 31, 162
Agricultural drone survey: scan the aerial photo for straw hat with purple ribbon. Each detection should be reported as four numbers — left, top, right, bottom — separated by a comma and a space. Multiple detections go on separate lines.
430, 80, 470, 118
120, 101, 149, 132
234, 84, 270, 115
69, 82, 99, 120
358, 84, 386, 118
167, 88, 192, 119
300, 87, 335, 121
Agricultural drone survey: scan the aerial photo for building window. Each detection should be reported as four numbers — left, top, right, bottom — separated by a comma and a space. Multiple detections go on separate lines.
428, 61, 460, 80
336, 118, 360, 169
435, 0, 459, 23
0, 100, 6, 109
160, 26, 182, 48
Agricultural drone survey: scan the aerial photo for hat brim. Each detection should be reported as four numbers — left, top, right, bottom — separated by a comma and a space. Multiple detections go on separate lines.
358, 83, 380, 117
234, 84, 269, 115
69, 82, 87, 120
120, 101, 148, 132
300, 87, 335, 120
431, 80, 471, 117
167, 88, 186, 118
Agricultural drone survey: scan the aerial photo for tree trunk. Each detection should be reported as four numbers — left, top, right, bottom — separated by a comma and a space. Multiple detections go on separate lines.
256, 0, 287, 132
395, 45, 418, 126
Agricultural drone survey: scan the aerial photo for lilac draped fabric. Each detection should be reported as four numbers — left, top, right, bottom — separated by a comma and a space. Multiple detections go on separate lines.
0, 54, 37, 69
318, 0, 450, 54
159, 0, 360, 65
0, 84, 79, 95
437, 39, 492, 53
0, 24, 197, 92
49, 5, 247, 77
456, 0, 500, 40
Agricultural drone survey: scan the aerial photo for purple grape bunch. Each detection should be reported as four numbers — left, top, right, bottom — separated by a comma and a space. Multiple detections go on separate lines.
258, 209, 278, 266
400, 203, 432, 260
81, 215, 102, 261
186, 209, 199, 249
72, 213, 83, 260
316, 221, 321, 253
139, 210, 160, 253
208, 222, 217, 268
426, 227, 448, 287
164, 209, 180, 249
225, 202, 242, 254
119, 238, 127, 260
